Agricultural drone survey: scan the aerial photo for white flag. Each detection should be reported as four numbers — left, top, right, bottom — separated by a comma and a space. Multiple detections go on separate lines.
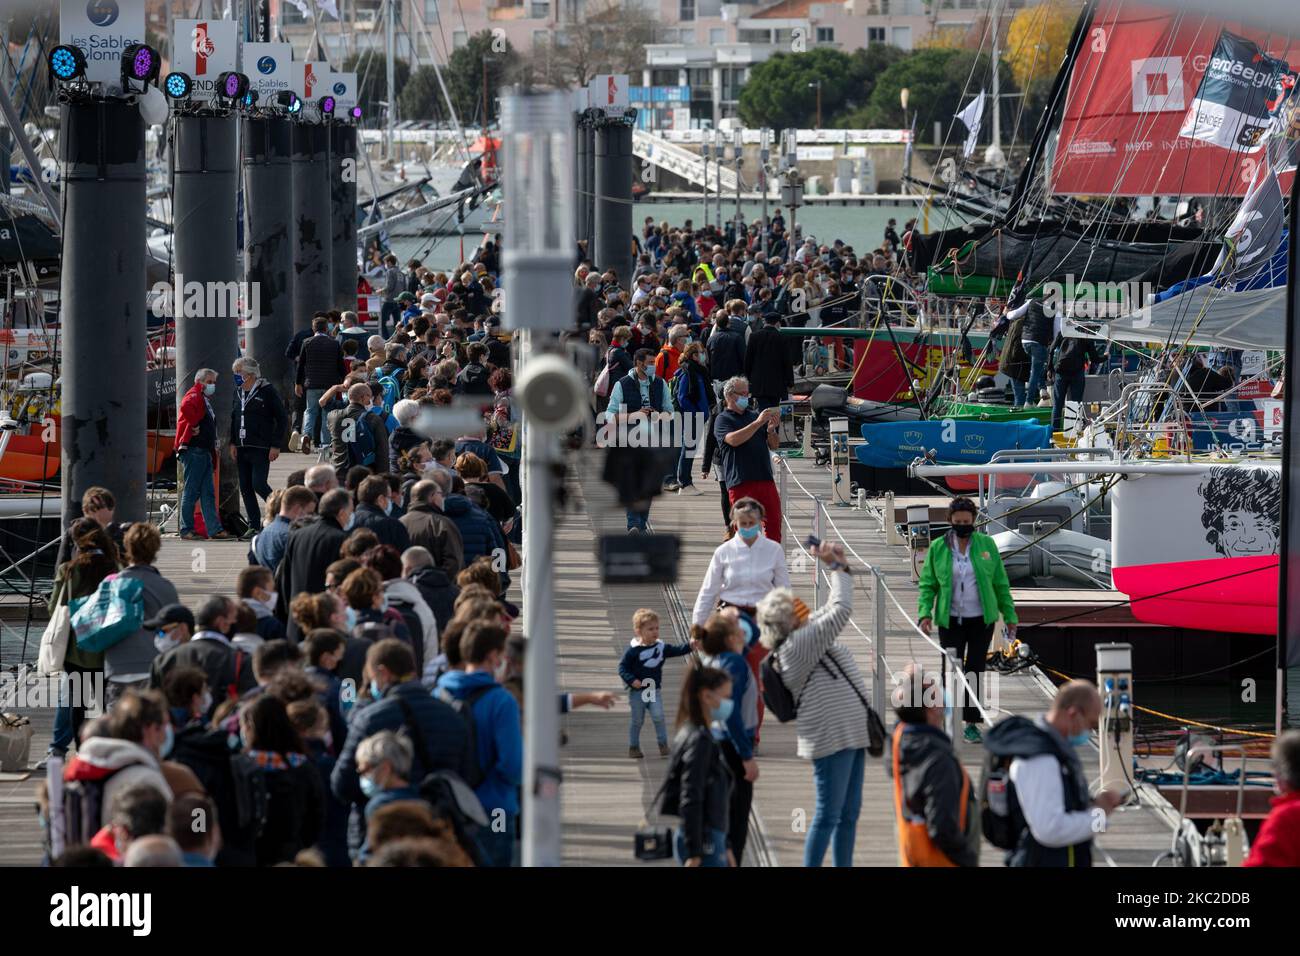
283, 0, 310, 15
318, 0, 341, 18
954, 91, 985, 160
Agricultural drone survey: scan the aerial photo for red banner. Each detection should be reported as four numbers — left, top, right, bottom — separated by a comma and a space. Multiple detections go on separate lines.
1051, 4, 1299, 197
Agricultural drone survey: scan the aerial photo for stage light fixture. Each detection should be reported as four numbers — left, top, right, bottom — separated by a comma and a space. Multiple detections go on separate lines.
217, 71, 250, 103
275, 90, 302, 115
318, 95, 336, 115
350, 106, 363, 120
242, 89, 260, 109
121, 44, 161, 90
163, 71, 192, 100
49, 45, 87, 83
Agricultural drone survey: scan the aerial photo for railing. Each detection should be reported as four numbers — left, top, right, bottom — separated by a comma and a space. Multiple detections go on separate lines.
774, 453, 991, 739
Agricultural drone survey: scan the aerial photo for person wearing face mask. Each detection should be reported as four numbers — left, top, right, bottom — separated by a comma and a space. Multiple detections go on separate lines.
176, 368, 231, 541
434, 621, 523, 867
238, 693, 324, 866
151, 596, 257, 705
714, 376, 783, 543
236, 565, 286, 642
275, 489, 354, 642
604, 347, 676, 530
658, 665, 735, 867
400, 476, 466, 579
349, 475, 412, 551
354, 730, 421, 861
230, 356, 288, 538
984, 681, 1124, 867
333, 639, 469, 859
916, 497, 1018, 744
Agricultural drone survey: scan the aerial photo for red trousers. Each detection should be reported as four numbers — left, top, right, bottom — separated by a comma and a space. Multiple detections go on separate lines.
728, 480, 782, 544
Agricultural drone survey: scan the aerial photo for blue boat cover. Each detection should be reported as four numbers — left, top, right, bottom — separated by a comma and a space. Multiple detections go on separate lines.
856, 420, 1052, 469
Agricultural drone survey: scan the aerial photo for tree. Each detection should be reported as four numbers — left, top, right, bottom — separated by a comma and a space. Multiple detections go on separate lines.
527, 1, 657, 88
1004, 1, 1078, 119
861, 48, 1017, 146
737, 48, 856, 130
834, 44, 908, 125
399, 66, 450, 123
445, 31, 520, 127
343, 52, 411, 121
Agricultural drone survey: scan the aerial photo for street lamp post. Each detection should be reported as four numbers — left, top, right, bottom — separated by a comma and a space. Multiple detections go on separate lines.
733, 128, 742, 238
714, 128, 725, 230
501, 89, 576, 867
701, 138, 711, 235
808, 80, 822, 130
759, 127, 770, 256
900, 87, 911, 181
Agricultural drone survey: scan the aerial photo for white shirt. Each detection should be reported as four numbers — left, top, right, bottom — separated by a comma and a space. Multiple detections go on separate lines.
692, 534, 791, 624
1008, 718, 1097, 848
950, 539, 983, 620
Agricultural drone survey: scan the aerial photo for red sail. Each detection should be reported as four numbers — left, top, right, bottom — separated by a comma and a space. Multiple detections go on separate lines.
1051, 3, 1299, 197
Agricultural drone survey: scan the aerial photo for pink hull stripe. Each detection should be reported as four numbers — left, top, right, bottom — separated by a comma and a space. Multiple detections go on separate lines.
1112, 556, 1279, 635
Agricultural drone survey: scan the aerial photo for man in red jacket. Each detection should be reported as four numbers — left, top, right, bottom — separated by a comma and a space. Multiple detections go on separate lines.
176, 368, 231, 540
1244, 730, 1300, 867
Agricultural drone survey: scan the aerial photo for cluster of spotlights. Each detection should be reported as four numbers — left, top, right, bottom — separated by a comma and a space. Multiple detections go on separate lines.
50, 45, 364, 124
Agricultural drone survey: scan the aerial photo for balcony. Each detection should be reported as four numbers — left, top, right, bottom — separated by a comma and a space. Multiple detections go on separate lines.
645, 42, 780, 66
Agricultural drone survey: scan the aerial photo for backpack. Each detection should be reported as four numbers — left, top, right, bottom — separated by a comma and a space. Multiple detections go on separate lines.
347, 413, 378, 467
979, 750, 1023, 850
434, 684, 495, 789
594, 349, 616, 398
226, 650, 247, 702
377, 375, 400, 414
228, 752, 271, 840
62, 775, 110, 848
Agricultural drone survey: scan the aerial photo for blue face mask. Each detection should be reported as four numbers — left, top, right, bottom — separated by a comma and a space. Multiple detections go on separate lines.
737, 524, 760, 541
711, 698, 735, 723
383, 499, 394, 516
1068, 731, 1091, 747
160, 724, 175, 758
232, 373, 244, 388
345, 606, 358, 631
735, 396, 750, 411
360, 775, 379, 799
370, 679, 383, 700
154, 629, 178, 654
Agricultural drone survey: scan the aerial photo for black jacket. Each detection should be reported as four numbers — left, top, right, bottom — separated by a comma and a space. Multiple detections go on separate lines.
168, 725, 257, 867
1020, 300, 1055, 347
274, 515, 349, 643
485, 335, 511, 369
230, 379, 289, 451
896, 721, 979, 866
151, 634, 257, 707
1051, 334, 1102, 377
328, 403, 390, 473
605, 346, 635, 383
661, 725, 733, 858
349, 502, 411, 551
388, 425, 424, 473
456, 362, 494, 396
297, 333, 347, 389
330, 680, 470, 807
407, 566, 459, 632
575, 286, 601, 329
706, 326, 746, 383
744, 323, 793, 399
253, 755, 325, 867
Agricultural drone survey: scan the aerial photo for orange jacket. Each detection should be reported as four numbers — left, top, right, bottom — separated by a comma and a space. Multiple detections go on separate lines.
654, 345, 682, 383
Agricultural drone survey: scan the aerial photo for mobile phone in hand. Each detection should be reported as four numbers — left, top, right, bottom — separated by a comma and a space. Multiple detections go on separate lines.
805, 535, 821, 549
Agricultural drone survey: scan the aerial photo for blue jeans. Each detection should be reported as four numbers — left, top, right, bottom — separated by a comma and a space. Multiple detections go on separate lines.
628, 686, 667, 748
48, 665, 93, 756
302, 388, 328, 445
803, 747, 865, 867
179, 446, 223, 536
1023, 341, 1049, 407
627, 507, 650, 531
477, 813, 517, 868
1052, 371, 1086, 432
380, 300, 401, 337
675, 826, 729, 867
1011, 378, 1027, 407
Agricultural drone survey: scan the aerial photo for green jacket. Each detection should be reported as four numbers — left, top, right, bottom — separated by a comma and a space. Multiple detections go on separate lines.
916, 531, 1018, 629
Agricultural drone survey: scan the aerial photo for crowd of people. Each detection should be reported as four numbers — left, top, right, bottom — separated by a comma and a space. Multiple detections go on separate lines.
34, 213, 1300, 871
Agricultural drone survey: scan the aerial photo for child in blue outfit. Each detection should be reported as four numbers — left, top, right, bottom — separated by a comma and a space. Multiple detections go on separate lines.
618, 608, 692, 758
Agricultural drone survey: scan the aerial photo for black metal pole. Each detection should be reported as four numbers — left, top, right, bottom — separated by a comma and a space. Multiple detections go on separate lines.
583, 114, 597, 259
59, 99, 148, 522
291, 120, 333, 337
172, 112, 241, 520
242, 115, 294, 435
1277, 162, 1300, 732
330, 122, 358, 314
594, 114, 633, 287
575, 112, 587, 250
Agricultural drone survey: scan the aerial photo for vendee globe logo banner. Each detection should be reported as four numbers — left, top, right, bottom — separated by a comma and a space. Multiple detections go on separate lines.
172, 19, 237, 102
59, 0, 146, 87
1179, 31, 1291, 153
244, 42, 294, 97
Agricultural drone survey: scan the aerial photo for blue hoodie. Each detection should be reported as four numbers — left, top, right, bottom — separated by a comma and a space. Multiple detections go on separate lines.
435, 669, 523, 817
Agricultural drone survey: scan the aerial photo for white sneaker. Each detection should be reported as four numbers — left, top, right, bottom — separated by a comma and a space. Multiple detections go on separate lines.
288, 430, 302, 452
677, 484, 704, 496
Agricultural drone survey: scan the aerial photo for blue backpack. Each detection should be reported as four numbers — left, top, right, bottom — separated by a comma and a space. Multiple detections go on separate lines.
348, 413, 378, 467
377, 375, 401, 415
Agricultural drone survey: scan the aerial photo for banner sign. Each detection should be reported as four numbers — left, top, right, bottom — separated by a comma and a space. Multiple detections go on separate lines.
291, 61, 324, 102
59, 0, 146, 88
324, 72, 358, 111
244, 42, 294, 97
171, 19, 238, 102
1052, 4, 1300, 196
1178, 31, 1290, 153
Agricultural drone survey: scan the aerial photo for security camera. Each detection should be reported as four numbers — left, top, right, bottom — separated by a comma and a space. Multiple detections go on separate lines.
515, 353, 588, 432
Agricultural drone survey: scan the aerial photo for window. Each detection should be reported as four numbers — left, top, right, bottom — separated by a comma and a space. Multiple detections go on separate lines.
689, 67, 712, 89
720, 66, 746, 102
680, 0, 695, 21
529, 0, 550, 17
739, 29, 771, 43
532, 29, 550, 48
816, 27, 834, 43
711, 28, 726, 44
423, 0, 441, 22
959, 0, 977, 8
679, 29, 695, 44
652, 69, 680, 85
891, 25, 912, 49
453, 30, 468, 48
867, 27, 886, 44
